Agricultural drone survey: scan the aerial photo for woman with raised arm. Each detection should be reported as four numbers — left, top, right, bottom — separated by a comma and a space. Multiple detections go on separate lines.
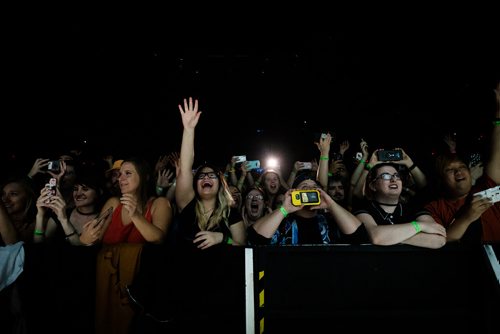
175, 97, 246, 249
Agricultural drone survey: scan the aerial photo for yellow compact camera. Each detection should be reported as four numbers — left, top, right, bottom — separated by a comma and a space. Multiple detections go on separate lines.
291, 190, 321, 206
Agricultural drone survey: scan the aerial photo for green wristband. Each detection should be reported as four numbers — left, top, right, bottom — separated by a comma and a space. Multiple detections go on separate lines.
279, 206, 288, 218
494, 120, 500, 126
319, 156, 329, 161
226, 236, 233, 245
411, 221, 421, 233
34, 229, 44, 236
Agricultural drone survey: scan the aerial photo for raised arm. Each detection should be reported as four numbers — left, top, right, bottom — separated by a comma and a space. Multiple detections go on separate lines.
316, 133, 332, 190
175, 97, 201, 211
486, 81, 500, 183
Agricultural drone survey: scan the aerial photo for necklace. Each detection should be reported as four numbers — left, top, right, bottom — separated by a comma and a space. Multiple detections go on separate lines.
371, 202, 402, 225
76, 208, 97, 216
374, 201, 398, 207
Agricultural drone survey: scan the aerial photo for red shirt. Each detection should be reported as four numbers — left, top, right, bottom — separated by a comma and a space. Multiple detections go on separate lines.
103, 200, 153, 244
425, 175, 500, 242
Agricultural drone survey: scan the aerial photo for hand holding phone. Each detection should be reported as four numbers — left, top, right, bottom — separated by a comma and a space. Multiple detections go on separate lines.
93, 207, 113, 228
474, 186, 500, 204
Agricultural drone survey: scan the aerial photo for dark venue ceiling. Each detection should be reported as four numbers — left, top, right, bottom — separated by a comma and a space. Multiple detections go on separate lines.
3, 9, 499, 172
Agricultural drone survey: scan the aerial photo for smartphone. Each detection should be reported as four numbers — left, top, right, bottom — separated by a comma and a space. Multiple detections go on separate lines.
291, 189, 321, 206
47, 178, 57, 195
246, 160, 260, 170
298, 162, 312, 170
232, 155, 247, 163
93, 207, 113, 228
47, 160, 61, 173
468, 152, 482, 168
474, 186, 500, 204
253, 168, 265, 175
44, 178, 57, 203
377, 149, 403, 162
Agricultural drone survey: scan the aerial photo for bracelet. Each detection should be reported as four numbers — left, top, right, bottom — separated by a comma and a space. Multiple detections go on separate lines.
65, 230, 77, 238
279, 206, 288, 218
226, 236, 233, 245
34, 229, 44, 236
494, 120, 500, 126
408, 164, 416, 171
319, 156, 329, 161
411, 221, 421, 233
359, 158, 366, 165
364, 163, 372, 171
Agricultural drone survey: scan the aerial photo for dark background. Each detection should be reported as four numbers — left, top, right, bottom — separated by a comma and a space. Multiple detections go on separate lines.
3, 8, 499, 174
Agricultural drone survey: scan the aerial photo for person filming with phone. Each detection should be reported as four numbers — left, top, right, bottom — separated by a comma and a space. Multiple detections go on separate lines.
248, 173, 364, 245
424, 81, 500, 243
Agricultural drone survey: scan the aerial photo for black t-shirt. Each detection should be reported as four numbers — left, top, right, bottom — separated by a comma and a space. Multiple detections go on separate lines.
176, 199, 242, 249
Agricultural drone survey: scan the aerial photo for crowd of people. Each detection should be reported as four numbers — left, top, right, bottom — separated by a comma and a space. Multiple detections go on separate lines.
1, 81, 499, 333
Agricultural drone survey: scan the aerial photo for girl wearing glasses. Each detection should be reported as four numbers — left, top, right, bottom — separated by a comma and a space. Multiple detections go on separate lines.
175, 97, 246, 250
354, 162, 446, 249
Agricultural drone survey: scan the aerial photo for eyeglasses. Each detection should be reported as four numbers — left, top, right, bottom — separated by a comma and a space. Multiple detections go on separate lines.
373, 172, 401, 182
247, 194, 264, 200
197, 172, 218, 180
444, 166, 468, 175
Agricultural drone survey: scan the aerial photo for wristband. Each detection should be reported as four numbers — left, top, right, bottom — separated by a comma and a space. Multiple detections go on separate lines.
319, 156, 329, 161
279, 206, 288, 218
226, 236, 233, 245
408, 164, 416, 171
65, 230, 77, 238
411, 221, 421, 233
34, 229, 44, 236
364, 163, 372, 171
494, 120, 500, 126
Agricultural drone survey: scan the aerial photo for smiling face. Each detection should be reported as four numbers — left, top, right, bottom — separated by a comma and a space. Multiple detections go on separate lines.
369, 165, 402, 201
196, 167, 220, 199
442, 161, 472, 198
2, 182, 30, 216
73, 184, 99, 208
119, 162, 141, 195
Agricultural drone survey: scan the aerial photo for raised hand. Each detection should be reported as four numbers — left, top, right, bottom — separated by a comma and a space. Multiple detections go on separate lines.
178, 97, 201, 130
